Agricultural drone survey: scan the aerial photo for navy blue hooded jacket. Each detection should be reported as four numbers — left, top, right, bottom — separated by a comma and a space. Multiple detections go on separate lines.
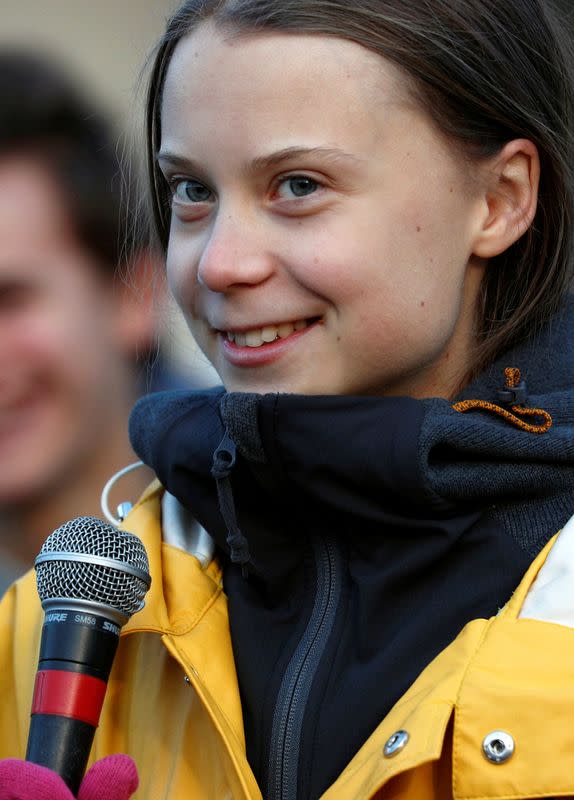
130, 300, 574, 800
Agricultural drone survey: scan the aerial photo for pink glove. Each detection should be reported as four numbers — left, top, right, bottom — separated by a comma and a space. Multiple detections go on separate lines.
0, 754, 138, 800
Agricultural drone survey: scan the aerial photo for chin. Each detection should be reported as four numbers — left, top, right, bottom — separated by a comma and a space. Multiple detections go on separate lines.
0, 477, 44, 505
0, 446, 69, 506
222, 374, 316, 396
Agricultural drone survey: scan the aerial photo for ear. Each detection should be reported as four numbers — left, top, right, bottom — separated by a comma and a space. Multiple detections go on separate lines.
472, 139, 540, 259
112, 248, 166, 357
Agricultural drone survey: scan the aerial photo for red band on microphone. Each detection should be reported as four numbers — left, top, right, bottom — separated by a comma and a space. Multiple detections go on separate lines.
31, 670, 107, 727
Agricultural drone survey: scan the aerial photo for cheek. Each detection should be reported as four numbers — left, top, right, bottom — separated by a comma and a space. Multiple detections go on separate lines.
166, 236, 201, 313
0, 313, 69, 368
166, 243, 214, 362
294, 214, 430, 318
322, 220, 471, 361
400, 167, 479, 265
2, 307, 112, 389
383, 188, 477, 314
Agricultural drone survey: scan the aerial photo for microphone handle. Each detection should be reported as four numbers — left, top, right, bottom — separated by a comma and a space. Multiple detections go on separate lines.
26, 714, 97, 795
26, 610, 120, 795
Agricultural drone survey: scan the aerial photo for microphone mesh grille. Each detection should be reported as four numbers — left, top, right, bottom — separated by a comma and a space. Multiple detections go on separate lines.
36, 516, 150, 617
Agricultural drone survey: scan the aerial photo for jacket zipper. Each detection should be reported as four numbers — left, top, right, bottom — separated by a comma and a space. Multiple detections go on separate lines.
267, 535, 343, 800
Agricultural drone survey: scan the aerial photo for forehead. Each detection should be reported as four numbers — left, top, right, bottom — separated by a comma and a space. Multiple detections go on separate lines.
160, 22, 411, 157
0, 155, 97, 281
0, 156, 73, 241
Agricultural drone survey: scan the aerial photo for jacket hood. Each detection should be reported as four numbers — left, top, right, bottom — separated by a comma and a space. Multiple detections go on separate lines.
130, 298, 574, 561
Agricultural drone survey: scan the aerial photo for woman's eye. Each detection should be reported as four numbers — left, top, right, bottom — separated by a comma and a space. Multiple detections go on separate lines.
276, 176, 320, 199
172, 179, 214, 204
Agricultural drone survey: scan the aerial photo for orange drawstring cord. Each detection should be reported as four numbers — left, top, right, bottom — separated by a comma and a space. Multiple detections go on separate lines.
452, 367, 552, 434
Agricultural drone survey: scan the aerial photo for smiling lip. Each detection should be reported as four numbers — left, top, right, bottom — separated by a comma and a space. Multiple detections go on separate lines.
219, 318, 321, 367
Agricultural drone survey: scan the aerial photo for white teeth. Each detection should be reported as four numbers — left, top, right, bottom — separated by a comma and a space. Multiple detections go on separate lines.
261, 326, 278, 343
278, 322, 294, 339
225, 319, 310, 348
245, 330, 262, 348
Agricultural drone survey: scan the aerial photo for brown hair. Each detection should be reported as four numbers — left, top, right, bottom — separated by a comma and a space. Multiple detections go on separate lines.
145, 0, 574, 380
0, 49, 140, 276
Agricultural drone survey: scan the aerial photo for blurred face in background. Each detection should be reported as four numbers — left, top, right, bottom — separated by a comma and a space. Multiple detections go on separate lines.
0, 155, 135, 504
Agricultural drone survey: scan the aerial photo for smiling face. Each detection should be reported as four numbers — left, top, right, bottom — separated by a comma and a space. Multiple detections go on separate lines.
159, 23, 490, 398
0, 156, 135, 503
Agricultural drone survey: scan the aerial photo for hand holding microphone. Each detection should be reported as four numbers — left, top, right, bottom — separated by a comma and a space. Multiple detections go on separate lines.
1, 516, 151, 798
0, 754, 138, 800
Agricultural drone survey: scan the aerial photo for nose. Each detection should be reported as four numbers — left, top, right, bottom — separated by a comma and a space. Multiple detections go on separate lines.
196, 211, 276, 293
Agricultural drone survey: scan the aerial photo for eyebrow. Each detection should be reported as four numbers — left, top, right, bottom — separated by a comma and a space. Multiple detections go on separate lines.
251, 146, 363, 170
156, 146, 362, 173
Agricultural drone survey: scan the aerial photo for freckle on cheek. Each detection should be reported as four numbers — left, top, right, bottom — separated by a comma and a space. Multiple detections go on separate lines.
420, 301, 425, 308
416, 226, 421, 233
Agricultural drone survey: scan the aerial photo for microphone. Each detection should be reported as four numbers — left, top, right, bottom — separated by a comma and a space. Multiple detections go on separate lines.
26, 516, 151, 796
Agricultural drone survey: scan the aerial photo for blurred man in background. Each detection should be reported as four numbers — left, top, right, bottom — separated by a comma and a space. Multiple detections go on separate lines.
0, 50, 167, 593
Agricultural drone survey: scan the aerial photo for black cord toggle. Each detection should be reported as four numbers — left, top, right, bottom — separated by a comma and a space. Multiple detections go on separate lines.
211, 429, 251, 576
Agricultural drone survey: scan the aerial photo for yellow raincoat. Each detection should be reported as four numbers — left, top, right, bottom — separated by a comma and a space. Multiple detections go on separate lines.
1, 481, 573, 799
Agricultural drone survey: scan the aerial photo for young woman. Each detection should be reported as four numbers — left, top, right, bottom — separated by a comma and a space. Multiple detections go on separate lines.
1, 1, 574, 798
